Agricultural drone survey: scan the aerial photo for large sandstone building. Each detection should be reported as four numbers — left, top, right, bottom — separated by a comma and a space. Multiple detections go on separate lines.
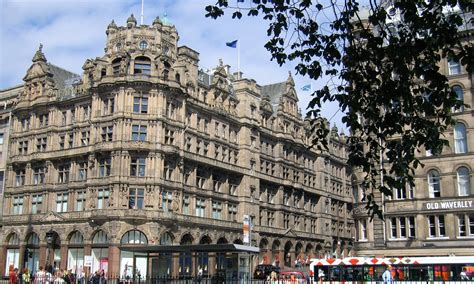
0, 15, 353, 278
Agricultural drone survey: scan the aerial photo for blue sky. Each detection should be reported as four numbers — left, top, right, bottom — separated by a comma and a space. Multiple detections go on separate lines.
0, 0, 345, 130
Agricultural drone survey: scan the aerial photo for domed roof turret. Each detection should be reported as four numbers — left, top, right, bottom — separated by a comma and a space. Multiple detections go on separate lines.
127, 14, 137, 28
152, 16, 162, 26
106, 20, 117, 35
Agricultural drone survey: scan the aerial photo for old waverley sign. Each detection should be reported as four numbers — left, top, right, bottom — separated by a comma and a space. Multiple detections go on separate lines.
424, 199, 474, 211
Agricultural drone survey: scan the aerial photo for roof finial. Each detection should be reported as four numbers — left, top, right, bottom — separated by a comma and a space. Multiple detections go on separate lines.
32, 43, 47, 62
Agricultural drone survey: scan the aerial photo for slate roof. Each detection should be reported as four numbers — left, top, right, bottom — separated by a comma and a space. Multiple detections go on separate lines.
261, 81, 286, 112
48, 64, 80, 90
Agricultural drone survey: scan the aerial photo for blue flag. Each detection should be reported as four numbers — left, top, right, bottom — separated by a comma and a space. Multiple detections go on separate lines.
226, 40, 238, 48
301, 84, 312, 91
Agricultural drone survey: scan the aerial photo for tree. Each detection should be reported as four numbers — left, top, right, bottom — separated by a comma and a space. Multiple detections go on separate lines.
205, 0, 473, 219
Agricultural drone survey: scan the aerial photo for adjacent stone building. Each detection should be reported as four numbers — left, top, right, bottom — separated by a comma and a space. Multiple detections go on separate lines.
0, 15, 353, 278
353, 7, 474, 258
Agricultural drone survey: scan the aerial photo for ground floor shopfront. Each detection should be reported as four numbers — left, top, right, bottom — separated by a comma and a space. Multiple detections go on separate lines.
0, 226, 332, 279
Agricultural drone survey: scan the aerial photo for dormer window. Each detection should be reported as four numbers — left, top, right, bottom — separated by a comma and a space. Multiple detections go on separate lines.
139, 41, 148, 50
134, 56, 151, 75
112, 58, 121, 76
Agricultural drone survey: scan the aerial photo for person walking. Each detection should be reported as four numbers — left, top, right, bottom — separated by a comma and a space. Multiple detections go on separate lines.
382, 266, 392, 284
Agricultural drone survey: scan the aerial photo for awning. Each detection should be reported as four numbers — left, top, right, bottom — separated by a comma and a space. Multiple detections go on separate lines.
121, 244, 260, 254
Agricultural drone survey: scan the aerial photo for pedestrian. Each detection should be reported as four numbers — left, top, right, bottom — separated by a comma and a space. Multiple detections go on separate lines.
34, 266, 46, 284
382, 266, 392, 284
23, 268, 31, 284
10, 267, 19, 284
460, 268, 469, 280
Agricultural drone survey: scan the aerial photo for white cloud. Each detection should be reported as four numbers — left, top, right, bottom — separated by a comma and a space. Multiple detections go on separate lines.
0, 0, 345, 130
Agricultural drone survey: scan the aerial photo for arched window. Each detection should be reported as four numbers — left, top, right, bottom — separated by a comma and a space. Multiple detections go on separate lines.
457, 167, 471, 196
92, 230, 108, 244
69, 231, 84, 245
7, 233, 20, 245
91, 231, 108, 276
134, 56, 151, 75
5, 233, 20, 275
26, 233, 40, 273
454, 123, 468, 154
452, 85, 464, 112
427, 170, 441, 198
112, 58, 122, 76
121, 230, 148, 245
159, 232, 173, 245
27, 233, 40, 245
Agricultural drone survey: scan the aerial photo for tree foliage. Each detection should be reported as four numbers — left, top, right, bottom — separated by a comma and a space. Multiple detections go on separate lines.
206, 0, 473, 219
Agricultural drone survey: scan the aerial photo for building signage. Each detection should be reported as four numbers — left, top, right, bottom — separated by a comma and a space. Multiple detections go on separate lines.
84, 255, 93, 267
424, 199, 474, 211
243, 215, 250, 244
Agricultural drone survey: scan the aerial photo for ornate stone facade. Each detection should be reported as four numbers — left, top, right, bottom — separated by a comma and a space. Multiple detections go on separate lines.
353, 8, 474, 258
0, 16, 353, 277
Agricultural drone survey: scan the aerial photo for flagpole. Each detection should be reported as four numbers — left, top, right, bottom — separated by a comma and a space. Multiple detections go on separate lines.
237, 39, 240, 79
140, 0, 144, 25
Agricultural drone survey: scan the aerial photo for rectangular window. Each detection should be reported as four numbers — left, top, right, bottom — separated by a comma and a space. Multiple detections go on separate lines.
58, 164, 70, 183
67, 132, 74, 148
83, 105, 91, 120
428, 216, 436, 237
267, 211, 274, 227
77, 162, 87, 181
18, 141, 28, 155
101, 126, 113, 142
163, 160, 173, 180
165, 128, 175, 144
36, 137, 47, 152
283, 214, 290, 229
13, 196, 24, 214
81, 131, 90, 146
196, 169, 206, 189
56, 193, 68, 212
129, 188, 144, 209
390, 218, 397, 239
70, 109, 76, 123
130, 157, 146, 177
15, 169, 26, 186
76, 191, 86, 211
132, 125, 147, 141
0, 133, 3, 145
99, 157, 111, 177
448, 58, 461, 75
162, 190, 172, 212
459, 215, 466, 237
133, 96, 148, 114
33, 166, 46, 185
59, 135, 65, 150
212, 201, 222, 219
97, 188, 109, 209
400, 217, 407, 238
39, 114, 49, 127
182, 195, 190, 215
229, 204, 237, 222
196, 198, 205, 217
408, 216, 416, 238
31, 194, 43, 214
61, 111, 67, 126
439, 215, 445, 237
359, 219, 367, 240
103, 98, 115, 115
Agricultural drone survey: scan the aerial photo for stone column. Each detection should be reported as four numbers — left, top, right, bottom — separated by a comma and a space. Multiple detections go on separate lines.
107, 245, 120, 278
39, 244, 47, 270
19, 244, 26, 270
0, 246, 7, 276
60, 244, 68, 270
